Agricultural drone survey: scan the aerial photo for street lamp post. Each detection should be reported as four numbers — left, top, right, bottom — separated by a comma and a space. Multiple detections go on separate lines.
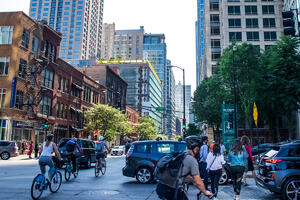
232, 45, 238, 138
169, 66, 186, 138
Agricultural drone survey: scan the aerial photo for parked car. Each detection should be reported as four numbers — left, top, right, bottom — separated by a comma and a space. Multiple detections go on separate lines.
111, 145, 125, 156
0, 140, 19, 160
122, 140, 187, 184
219, 160, 232, 185
58, 138, 96, 168
257, 140, 300, 200
251, 143, 274, 156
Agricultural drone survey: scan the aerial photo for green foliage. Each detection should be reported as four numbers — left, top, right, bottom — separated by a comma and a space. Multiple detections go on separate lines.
156, 134, 168, 140
84, 104, 128, 141
185, 123, 201, 138
134, 116, 158, 140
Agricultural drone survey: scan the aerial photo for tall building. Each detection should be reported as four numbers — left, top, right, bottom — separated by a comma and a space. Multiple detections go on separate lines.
113, 26, 144, 60
166, 62, 176, 136
29, 0, 104, 66
197, 0, 283, 81
101, 23, 115, 60
196, 0, 205, 86
175, 82, 192, 128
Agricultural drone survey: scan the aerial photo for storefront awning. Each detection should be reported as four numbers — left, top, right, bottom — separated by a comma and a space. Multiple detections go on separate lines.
70, 107, 82, 113
72, 83, 83, 90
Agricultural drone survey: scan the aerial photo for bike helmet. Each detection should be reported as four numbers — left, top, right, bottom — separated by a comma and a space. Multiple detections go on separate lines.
185, 135, 202, 150
46, 133, 54, 141
99, 136, 104, 141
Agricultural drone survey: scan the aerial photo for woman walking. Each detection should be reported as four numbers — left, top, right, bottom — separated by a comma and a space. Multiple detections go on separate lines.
241, 135, 257, 186
206, 143, 225, 199
28, 141, 33, 159
228, 139, 248, 200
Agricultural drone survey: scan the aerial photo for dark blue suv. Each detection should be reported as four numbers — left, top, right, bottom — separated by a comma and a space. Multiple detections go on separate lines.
122, 140, 186, 184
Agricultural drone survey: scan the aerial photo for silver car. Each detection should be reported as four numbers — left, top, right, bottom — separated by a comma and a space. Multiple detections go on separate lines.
0, 140, 19, 160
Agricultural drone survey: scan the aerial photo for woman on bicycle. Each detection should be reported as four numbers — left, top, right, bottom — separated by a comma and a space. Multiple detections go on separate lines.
39, 134, 62, 179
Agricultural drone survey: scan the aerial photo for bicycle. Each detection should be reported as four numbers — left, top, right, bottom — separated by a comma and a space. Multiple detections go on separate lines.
95, 153, 106, 177
30, 158, 62, 200
64, 154, 79, 181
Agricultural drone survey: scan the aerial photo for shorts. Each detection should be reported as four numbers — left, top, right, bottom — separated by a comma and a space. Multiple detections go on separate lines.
247, 157, 254, 171
96, 152, 105, 160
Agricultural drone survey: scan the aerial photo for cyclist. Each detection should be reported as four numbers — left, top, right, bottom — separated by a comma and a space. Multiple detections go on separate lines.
65, 138, 81, 173
96, 136, 109, 162
156, 135, 212, 200
39, 133, 62, 179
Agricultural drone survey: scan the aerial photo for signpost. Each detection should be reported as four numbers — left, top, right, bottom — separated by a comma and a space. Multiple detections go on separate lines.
222, 104, 236, 150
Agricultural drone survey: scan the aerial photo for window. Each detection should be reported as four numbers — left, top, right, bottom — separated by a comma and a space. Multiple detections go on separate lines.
245, 0, 257, 2
262, 5, 275, 14
228, 6, 240, 15
18, 59, 27, 78
0, 88, 6, 108
229, 32, 242, 41
0, 26, 14, 44
157, 143, 175, 154
66, 79, 70, 94
0, 57, 9, 76
211, 39, 221, 48
211, 26, 220, 35
62, 78, 66, 92
21, 29, 30, 48
58, 75, 61, 90
210, 14, 219, 23
245, 6, 257, 15
263, 18, 276, 28
0, 119, 7, 140
228, 19, 241, 28
247, 32, 259, 41
32, 36, 39, 58
246, 18, 259, 28
15, 90, 24, 109
41, 69, 54, 89
264, 32, 277, 41
135, 144, 148, 153
64, 105, 68, 119
39, 96, 52, 116
210, 3, 219, 11
56, 103, 60, 118
212, 52, 221, 61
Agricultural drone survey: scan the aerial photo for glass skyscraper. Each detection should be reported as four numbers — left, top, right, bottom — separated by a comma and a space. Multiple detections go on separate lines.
29, 0, 104, 66
196, 0, 205, 86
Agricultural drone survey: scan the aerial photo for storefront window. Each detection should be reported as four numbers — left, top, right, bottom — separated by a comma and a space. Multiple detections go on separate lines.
0, 119, 7, 140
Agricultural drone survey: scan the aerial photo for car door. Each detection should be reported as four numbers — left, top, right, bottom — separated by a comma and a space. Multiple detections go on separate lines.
133, 143, 151, 167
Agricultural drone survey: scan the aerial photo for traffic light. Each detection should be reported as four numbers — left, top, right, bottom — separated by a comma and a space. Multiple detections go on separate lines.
282, 11, 296, 36
182, 118, 186, 129
117, 101, 121, 111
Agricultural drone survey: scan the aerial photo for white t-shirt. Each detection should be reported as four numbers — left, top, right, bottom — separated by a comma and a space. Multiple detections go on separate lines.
40, 142, 53, 157
206, 152, 225, 171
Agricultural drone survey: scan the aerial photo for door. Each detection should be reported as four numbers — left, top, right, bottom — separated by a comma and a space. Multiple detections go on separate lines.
88, 141, 96, 162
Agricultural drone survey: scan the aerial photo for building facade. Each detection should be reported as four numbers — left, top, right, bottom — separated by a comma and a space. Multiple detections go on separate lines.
101, 23, 115, 60
113, 26, 144, 60
175, 82, 192, 128
29, 0, 104, 66
196, 0, 205, 86
166, 62, 176, 136
197, 0, 283, 81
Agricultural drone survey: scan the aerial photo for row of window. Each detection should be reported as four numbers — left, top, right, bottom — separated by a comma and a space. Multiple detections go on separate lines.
227, 18, 276, 28
229, 31, 277, 41
58, 76, 70, 94
56, 102, 68, 119
228, 5, 275, 15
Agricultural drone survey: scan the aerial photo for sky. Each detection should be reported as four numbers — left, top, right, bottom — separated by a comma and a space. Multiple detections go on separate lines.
0, 0, 197, 93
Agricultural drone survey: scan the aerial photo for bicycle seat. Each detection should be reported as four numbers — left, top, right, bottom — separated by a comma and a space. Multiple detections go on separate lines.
40, 162, 47, 166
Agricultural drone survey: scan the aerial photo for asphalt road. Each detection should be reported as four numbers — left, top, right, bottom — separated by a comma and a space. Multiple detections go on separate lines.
0, 155, 281, 200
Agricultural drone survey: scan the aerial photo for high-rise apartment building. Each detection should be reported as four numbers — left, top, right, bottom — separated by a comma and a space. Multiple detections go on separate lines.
29, 0, 104, 66
196, 0, 283, 81
166, 62, 176, 136
196, 0, 205, 86
101, 23, 115, 60
113, 26, 144, 60
175, 82, 192, 128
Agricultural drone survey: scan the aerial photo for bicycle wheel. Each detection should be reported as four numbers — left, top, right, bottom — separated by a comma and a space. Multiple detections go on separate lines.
49, 171, 62, 193
65, 164, 71, 181
100, 159, 106, 175
31, 174, 44, 200
95, 160, 100, 177
73, 162, 79, 178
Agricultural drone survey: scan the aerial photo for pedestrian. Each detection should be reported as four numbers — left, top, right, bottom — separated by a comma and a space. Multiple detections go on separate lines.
241, 135, 258, 186
28, 141, 33, 159
125, 140, 131, 154
210, 140, 215, 152
24, 141, 28, 154
228, 139, 248, 200
206, 143, 225, 199
34, 142, 39, 159
220, 142, 226, 156
199, 136, 209, 189
21, 141, 25, 154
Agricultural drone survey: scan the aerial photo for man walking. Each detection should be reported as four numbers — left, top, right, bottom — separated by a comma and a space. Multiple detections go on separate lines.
199, 136, 209, 189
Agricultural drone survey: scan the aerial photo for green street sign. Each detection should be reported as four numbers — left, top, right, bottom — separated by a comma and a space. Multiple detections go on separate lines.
155, 107, 166, 112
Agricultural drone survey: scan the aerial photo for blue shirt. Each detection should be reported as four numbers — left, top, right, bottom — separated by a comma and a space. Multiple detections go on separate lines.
200, 143, 209, 162
228, 150, 248, 167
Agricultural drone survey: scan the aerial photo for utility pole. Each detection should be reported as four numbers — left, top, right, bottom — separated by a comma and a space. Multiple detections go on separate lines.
232, 45, 238, 138
183, 68, 186, 138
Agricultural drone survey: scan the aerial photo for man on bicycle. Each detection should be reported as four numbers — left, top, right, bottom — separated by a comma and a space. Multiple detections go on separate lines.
96, 136, 109, 162
65, 138, 81, 173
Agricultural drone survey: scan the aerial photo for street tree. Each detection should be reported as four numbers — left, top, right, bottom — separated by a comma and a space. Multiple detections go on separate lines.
185, 123, 201, 138
84, 104, 128, 141
134, 116, 158, 140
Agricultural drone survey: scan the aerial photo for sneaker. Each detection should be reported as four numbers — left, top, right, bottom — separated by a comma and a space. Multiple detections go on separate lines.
235, 195, 240, 200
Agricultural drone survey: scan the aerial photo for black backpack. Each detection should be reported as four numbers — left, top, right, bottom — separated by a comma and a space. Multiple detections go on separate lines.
154, 152, 186, 189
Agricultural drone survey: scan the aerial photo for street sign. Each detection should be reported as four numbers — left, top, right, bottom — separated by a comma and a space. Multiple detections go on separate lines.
155, 107, 166, 112
222, 104, 236, 150
253, 102, 258, 127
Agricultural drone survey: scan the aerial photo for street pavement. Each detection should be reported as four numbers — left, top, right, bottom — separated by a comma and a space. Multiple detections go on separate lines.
0, 155, 281, 200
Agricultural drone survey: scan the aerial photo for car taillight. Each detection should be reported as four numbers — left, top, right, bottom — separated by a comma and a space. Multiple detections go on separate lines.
265, 159, 282, 164
81, 149, 84, 155
126, 152, 131, 157
13, 147, 17, 152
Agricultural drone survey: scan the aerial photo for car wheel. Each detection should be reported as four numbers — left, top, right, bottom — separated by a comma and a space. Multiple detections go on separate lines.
282, 177, 300, 200
1, 152, 10, 160
86, 158, 91, 169
136, 167, 152, 184
219, 170, 229, 185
